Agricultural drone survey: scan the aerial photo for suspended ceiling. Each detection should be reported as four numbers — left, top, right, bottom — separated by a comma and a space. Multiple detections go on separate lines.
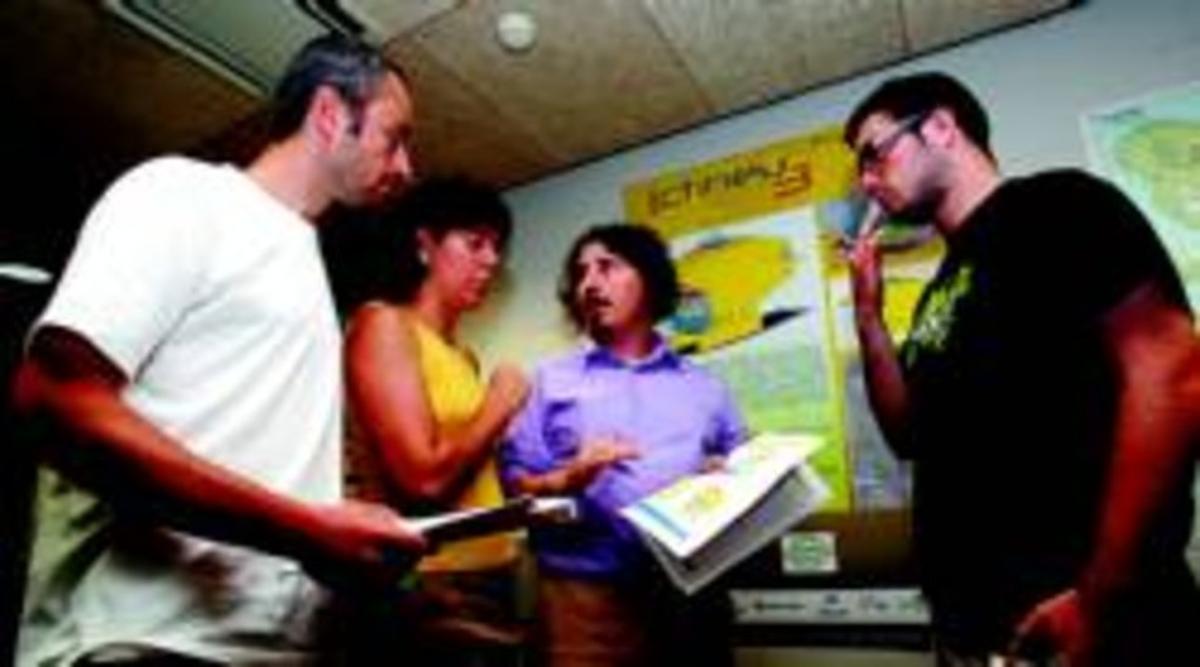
5, 0, 1076, 191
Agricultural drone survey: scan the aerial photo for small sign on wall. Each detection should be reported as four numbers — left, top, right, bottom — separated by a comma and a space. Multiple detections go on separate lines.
780, 530, 838, 575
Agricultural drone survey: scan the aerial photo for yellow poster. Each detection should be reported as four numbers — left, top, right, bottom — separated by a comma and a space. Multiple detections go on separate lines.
626, 125, 945, 513
626, 126, 856, 512
624, 127, 854, 238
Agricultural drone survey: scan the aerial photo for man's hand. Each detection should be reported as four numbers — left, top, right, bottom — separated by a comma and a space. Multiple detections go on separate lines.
301, 500, 428, 595
511, 436, 640, 497
558, 437, 639, 493
846, 223, 885, 323
1010, 588, 1095, 667
699, 455, 727, 474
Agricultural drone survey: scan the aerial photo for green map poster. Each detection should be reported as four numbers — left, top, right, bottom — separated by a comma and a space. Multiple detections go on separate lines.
1083, 82, 1200, 310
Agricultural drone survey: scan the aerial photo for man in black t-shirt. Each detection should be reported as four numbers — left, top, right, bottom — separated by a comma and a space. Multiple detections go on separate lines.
843, 72, 1200, 666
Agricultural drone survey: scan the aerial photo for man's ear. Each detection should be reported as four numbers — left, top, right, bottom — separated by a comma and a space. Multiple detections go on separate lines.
921, 107, 957, 150
307, 85, 349, 149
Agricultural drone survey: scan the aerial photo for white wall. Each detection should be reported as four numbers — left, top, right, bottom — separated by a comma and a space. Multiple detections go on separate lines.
469, 0, 1200, 364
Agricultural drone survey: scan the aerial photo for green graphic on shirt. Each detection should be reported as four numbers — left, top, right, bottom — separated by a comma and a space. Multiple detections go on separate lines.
903, 263, 973, 365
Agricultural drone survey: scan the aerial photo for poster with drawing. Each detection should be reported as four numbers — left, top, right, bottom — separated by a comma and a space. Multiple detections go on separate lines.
625, 125, 943, 511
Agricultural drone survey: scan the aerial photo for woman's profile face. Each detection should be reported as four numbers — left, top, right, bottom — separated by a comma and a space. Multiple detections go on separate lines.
419, 225, 505, 312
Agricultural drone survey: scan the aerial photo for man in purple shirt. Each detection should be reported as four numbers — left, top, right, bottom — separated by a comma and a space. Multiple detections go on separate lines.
501, 223, 747, 667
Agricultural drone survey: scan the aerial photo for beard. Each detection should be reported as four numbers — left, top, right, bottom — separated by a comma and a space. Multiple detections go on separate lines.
588, 322, 615, 345
889, 199, 939, 227
581, 305, 612, 343
578, 295, 617, 343
885, 177, 944, 227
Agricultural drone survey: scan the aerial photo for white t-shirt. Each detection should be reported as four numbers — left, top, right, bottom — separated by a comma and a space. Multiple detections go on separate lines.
18, 156, 343, 665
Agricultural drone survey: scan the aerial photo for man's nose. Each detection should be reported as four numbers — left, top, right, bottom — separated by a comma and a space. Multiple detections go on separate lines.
578, 269, 600, 294
858, 169, 880, 192
479, 244, 500, 268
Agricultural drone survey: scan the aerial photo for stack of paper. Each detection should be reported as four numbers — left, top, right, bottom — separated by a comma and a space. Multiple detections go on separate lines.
410, 496, 577, 544
620, 433, 829, 595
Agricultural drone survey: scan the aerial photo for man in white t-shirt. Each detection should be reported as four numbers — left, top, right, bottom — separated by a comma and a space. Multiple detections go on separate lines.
13, 34, 426, 666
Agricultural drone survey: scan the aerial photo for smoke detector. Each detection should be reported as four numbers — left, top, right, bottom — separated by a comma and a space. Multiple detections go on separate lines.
496, 10, 537, 53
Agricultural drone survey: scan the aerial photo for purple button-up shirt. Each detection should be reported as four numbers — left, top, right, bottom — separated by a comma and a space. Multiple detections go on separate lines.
500, 339, 747, 580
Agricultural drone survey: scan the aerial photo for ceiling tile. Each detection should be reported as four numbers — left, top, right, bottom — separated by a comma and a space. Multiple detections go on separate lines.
384, 38, 562, 187
104, 0, 326, 93
902, 0, 1074, 52
795, 0, 907, 84
397, 0, 713, 163
644, 0, 906, 110
3, 0, 1082, 194
339, 0, 457, 41
3, 0, 256, 163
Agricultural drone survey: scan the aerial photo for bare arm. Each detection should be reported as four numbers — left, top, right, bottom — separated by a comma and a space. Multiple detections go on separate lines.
848, 228, 916, 458
509, 437, 639, 496
15, 325, 425, 589
345, 304, 528, 504
1012, 283, 1199, 664
1082, 284, 1198, 601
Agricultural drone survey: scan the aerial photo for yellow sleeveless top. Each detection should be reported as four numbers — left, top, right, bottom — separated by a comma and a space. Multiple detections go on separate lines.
408, 317, 519, 573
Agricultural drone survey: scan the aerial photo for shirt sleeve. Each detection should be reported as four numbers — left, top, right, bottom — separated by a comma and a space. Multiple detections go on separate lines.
705, 378, 748, 457
498, 369, 556, 495
36, 159, 204, 378
1043, 172, 1188, 319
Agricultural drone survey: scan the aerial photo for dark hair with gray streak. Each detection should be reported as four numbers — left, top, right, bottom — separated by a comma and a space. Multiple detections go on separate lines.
267, 33, 407, 141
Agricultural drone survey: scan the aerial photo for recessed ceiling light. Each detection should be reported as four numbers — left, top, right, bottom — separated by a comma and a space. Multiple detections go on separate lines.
496, 10, 537, 53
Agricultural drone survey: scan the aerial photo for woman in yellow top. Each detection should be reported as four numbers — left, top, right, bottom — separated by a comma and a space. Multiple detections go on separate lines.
343, 177, 529, 663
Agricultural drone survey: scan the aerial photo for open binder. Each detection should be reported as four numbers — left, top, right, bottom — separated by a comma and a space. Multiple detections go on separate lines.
621, 433, 829, 594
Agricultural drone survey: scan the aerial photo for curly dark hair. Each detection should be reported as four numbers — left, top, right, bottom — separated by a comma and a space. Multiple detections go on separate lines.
557, 223, 680, 331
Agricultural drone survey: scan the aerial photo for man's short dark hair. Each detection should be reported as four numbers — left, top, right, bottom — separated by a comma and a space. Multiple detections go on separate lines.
378, 177, 512, 303
844, 72, 993, 159
558, 224, 680, 330
267, 33, 407, 141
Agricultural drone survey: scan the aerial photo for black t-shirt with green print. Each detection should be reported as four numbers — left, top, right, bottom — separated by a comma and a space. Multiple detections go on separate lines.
898, 169, 1195, 653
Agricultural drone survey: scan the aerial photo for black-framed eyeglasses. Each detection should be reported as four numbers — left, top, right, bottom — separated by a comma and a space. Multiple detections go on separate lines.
856, 112, 931, 174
